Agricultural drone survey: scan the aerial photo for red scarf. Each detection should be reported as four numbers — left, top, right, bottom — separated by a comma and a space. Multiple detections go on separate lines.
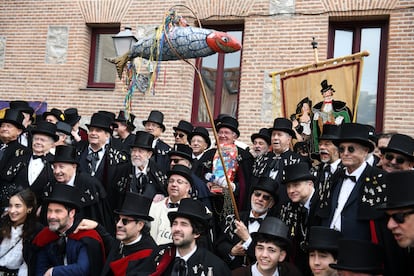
149, 247, 176, 276
33, 227, 106, 263
109, 249, 152, 275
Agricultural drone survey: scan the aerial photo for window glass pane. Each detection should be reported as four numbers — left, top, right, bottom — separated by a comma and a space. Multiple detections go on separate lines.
221, 31, 242, 117
94, 34, 116, 83
357, 28, 381, 125
198, 54, 218, 123
333, 30, 353, 57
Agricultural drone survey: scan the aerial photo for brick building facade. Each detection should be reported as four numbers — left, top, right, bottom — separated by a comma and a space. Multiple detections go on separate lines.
0, 0, 413, 146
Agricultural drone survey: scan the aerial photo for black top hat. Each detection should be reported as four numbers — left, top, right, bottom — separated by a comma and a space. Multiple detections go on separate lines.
51, 145, 79, 165
269, 118, 296, 139
0, 109, 25, 130
282, 162, 315, 184
380, 133, 414, 160
319, 124, 340, 141
44, 184, 82, 210
86, 112, 113, 134
215, 115, 240, 138
167, 164, 193, 186
173, 120, 193, 135
320, 80, 335, 94
9, 100, 34, 115
378, 171, 414, 210
168, 198, 209, 226
251, 217, 290, 245
330, 239, 383, 274
42, 108, 65, 122
335, 123, 375, 153
251, 128, 271, 145
131, 131, 154, 152
56, 121, 72, 136
63, 108, 81, 126
187, 127, 211, 149
168, 144, 193, 162
31, 121, 59, 142
307, 226, 342, 252
114, 192, 154, 221
142, 110, 166, 132
115, 110, 136, 130
97, 110, 116, 123
251, 177, 278, 201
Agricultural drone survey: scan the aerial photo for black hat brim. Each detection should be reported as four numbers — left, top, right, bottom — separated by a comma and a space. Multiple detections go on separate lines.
187, 132, 211, 149
269, 127, 296, 139
216, 124, 240, 138
334, 139, 375, 153
377, 201, 414, 211
113, 210, 154, 221
142, 120, 165, 132
43, 198, 80, 211
85, 124, 112, 134
0, 119, 25, 130
167, 211, 208, 227
31, 130, 59, 142
380, 148, 414, 161
65, 115, 81, 126
251, 133, 271, 145
282, 175, 316, 185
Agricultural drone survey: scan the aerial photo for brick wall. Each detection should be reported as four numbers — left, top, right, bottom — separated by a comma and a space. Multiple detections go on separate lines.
0, 0, 413, 147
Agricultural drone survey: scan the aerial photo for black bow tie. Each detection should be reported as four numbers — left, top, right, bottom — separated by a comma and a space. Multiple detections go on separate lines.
249, 217, 263, 224
168, 202, 179, 208
32, 155, 46, 160
342, 174, 356, 182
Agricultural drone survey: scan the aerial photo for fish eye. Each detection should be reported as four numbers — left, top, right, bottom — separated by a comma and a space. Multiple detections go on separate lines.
221, 37, 229, 43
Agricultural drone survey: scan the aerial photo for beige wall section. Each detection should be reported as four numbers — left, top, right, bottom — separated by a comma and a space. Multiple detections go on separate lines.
0, 0, 413, 147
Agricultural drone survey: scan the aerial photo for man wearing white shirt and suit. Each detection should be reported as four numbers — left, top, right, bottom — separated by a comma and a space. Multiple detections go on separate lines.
316, 123, 387, 241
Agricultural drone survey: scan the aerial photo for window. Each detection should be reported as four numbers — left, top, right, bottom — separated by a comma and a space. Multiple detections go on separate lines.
328, 20, 388, 131
87, 27, 119, 88
191, 24, 243, 127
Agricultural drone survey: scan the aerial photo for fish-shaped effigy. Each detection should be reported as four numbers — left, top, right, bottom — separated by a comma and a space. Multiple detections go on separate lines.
106, 26, 242, 79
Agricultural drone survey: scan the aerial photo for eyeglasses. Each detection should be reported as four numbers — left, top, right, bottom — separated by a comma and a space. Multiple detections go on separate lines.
253, 191, 271, 201
387, 210, 414, 224
116, 217, 138, 226
171, 158, 185, 164
339, 145, 356, 153
173, 132, 185, 138
168, 178, 189, 185
384, 153, 407, 164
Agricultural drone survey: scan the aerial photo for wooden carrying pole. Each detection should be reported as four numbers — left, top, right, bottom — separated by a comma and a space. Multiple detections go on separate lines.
163, 7, 240, 221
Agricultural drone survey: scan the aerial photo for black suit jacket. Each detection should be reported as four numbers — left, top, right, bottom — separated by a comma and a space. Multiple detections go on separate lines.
76, 142, 128, 209
142, 244, 231, 275
317, 163, 387, 240
151, 139, 171, 173
8, 151, 54, 203
215, 211, 258, 269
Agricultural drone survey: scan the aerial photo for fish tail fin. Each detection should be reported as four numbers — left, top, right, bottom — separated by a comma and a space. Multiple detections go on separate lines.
104, 52, 130, 79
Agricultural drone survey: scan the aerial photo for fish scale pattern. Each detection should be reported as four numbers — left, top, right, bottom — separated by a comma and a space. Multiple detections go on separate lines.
130, 27, 214, 61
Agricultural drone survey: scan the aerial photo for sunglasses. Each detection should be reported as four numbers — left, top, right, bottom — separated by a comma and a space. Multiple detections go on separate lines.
253, 191, 271, 201
387, 210, 414, 224
173, 132, 185, 138
384, 153, 407, 164
116, 217, 138, 226
339, 145, 356, 153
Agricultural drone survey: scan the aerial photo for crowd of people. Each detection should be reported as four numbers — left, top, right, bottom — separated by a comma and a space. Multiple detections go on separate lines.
0, 99, 413, 276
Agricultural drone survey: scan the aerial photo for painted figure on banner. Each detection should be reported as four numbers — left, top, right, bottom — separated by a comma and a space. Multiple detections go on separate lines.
312, 80, 352, 152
